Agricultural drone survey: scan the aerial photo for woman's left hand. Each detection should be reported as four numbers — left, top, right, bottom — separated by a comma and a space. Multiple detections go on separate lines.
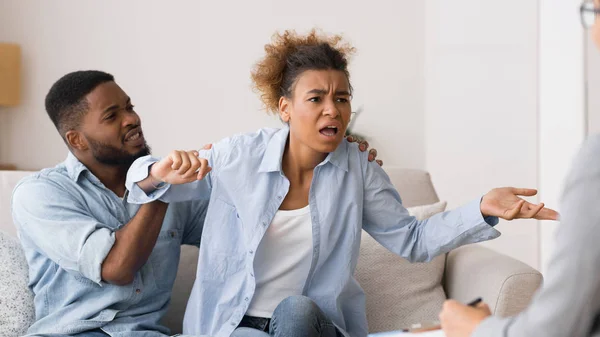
480, 188, 559, 220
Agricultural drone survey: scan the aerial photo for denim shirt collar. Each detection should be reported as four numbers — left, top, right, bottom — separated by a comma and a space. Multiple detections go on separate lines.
257, 125, 349, 173
64, 152, 107, 190
65, 152, 89, 181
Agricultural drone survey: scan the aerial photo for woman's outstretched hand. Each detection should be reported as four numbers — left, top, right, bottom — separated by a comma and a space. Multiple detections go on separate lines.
480, 188, 559, 220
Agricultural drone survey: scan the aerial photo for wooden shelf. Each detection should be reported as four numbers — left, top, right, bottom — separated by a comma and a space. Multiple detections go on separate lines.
0, 164, 17, 170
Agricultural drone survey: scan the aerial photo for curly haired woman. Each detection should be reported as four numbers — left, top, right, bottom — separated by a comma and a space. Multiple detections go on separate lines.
126, 29, 557, 337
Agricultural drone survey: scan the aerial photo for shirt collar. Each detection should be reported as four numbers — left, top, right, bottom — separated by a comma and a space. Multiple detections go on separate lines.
258, 127, 288, 173
257, 125, 349, 173
324, 138, 349, 172
65, 152, 90, 181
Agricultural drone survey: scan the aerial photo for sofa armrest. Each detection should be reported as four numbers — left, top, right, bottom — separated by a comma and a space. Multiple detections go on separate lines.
444, 244, 542, 317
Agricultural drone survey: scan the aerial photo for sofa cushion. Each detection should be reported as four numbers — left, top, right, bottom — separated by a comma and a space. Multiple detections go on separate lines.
0, 230, 35, 337
384, 168, 440, 208
355, 201, 448, 333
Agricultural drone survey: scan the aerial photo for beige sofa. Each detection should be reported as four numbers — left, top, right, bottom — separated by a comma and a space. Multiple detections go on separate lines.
0, 168, 542, 334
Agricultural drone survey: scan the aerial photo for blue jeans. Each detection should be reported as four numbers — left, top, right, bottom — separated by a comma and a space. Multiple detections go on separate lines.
33, 329, 186, 337
232, 296, 340, 337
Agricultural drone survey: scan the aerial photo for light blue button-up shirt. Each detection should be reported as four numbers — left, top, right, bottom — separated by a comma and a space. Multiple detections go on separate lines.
11, 153, 207, 337
126, 126, 500, 337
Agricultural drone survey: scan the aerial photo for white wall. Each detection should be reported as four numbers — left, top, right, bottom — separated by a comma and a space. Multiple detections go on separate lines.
2, 0, 583, 271
587, 22, 600, 135
0, 0, 425, 171
425, 0, 541, 268
539, 0, 586, 274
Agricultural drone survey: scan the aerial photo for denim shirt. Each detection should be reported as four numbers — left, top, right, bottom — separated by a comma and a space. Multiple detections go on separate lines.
126, 127, 500, 337
11, 153, 207, 337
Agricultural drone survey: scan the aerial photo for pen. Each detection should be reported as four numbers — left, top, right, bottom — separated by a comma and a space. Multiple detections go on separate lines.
466, 297, 483, 307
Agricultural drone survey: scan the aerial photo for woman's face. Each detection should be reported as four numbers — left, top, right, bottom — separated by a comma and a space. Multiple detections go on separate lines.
279, 69, 352, 154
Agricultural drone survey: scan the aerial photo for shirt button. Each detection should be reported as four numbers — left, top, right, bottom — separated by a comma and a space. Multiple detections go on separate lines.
169, 231, 175, 238
249, 250, 254, 254
135, 289, 141, 294
262, 222, 267, 227
245, 297, 249, 301
231, 322, 236, 326
250, 273, 254, 277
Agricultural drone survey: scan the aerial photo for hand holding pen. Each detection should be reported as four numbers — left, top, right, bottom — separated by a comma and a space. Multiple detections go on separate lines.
403, 298, 485, 333
438, 297, 492, 337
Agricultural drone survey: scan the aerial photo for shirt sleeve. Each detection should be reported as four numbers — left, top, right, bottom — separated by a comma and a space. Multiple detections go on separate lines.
472, 135, 600, 337
125, 149, 223, 204
361, 154, 500, 263
125, 153, 213, 204
126, 138, 237, 204
12, 177, 115, 285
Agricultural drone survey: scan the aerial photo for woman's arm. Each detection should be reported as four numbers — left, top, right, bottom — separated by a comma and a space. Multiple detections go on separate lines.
126, 150, 212, 204
126, 140, 230, 204
361, 158, 500, 263
361, 150, 557, 262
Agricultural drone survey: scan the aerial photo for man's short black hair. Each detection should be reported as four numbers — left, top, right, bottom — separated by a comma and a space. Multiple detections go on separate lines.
45, 70, 114, 137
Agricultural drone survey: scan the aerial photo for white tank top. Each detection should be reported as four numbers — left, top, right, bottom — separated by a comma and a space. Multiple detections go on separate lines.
246, 205, 313, 318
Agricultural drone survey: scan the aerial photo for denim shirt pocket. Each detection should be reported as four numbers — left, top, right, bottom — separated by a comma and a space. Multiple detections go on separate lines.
149, 228, 181, 290
200, 197, 246, 282
204, 197, 246, 253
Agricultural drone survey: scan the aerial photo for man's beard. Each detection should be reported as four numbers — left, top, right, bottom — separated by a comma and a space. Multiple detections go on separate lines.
87, 138, 151, 167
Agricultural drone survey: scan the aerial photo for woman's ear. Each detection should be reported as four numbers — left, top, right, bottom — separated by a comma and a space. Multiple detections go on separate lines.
278, 96, 291, 123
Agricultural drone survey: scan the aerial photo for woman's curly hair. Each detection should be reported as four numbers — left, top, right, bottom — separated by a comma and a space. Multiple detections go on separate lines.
251, 29, 356, 114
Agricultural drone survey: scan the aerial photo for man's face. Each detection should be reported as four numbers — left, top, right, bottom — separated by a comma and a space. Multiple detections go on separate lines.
78, 81, 150, 166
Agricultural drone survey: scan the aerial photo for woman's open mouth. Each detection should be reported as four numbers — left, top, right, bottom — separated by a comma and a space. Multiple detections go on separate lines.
319, 126, 339, 137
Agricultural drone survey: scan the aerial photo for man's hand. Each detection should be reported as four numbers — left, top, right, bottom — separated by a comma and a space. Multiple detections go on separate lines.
346, 135, 383, 166
439, 300, 492, 337
480, 187, 559, 220
150, 150, 211, 185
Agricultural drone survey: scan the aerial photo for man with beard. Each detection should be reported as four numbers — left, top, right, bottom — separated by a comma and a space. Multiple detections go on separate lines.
10, 70, 209, 337
11, 70, 380, 337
